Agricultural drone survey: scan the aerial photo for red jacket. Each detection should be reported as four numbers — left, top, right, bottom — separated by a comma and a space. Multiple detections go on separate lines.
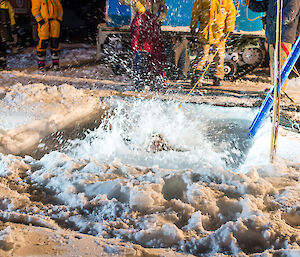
130, 11, 165, 63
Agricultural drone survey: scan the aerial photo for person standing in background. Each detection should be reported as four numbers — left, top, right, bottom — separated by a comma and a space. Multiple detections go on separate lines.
31, 0, 63, 71
119, 0, 168, 91
0, 0, 16, 70
190, 0, 237, 86
248, 0, 300, 92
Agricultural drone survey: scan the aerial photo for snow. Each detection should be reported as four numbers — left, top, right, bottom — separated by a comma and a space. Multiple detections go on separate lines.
0, 47, 299, 256
0, 227, 14, 251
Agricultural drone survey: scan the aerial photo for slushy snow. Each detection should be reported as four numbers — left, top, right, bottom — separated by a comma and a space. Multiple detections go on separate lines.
0, 48, 299, 256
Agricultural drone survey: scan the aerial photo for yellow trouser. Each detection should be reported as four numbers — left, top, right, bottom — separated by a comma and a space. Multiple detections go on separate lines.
195, 41, 226, 79
269, 42, 292, 92
37, 19, 61, 52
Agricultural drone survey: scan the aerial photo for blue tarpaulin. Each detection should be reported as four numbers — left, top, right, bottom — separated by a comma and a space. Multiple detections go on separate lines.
107, 0, 263, 32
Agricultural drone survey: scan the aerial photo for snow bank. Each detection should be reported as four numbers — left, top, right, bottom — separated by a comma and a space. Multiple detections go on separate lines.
0, 82, 300, 256
0, 227, 14, 252
24, 150, 300, 255
0, 83, 109, 155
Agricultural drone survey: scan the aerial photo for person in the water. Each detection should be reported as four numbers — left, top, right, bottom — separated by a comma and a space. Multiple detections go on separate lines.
147, 133, 185, 153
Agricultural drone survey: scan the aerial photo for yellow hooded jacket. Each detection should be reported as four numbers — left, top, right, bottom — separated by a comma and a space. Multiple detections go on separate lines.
190, 0, 237, 44
31, 0, 63, 22
0, 0, 16, 26
119, 0, 167, 23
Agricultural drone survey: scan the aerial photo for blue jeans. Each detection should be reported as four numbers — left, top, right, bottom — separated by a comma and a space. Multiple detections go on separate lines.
133, 51, 149, 75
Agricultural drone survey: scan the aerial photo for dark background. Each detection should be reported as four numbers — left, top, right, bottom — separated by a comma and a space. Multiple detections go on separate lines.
61, 0, 106, 42
11, 0, 300, 71
14, 0, 107, 46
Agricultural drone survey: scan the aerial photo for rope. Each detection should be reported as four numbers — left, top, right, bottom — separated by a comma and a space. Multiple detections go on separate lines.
280, 113, 300, 133
241, 0, 261, 21
178, 47, 220, 109
242, 0, 263, 22
282, 91, 300, 109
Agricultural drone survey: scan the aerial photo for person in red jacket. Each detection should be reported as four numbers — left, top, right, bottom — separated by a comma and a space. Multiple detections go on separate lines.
120, 0, 168, 91
31, 0, 63, 71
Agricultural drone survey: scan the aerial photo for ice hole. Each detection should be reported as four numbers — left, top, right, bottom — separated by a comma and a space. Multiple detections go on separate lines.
42, 97, 256, 171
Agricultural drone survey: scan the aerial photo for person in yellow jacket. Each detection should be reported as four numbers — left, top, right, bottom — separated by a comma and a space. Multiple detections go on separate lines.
190, 0, 237, 86
31, 0, 63, 71
0, 0, 16, 70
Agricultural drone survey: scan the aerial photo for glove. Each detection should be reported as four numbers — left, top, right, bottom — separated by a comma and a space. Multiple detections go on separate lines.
135, 1, 146, 14
38, 19, 45, 26
220, 32, 229, 41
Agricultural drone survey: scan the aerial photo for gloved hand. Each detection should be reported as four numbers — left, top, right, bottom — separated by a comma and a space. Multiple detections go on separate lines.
38, 19, 45, 26
222, 31, 233, 41
135, 1, 146, 14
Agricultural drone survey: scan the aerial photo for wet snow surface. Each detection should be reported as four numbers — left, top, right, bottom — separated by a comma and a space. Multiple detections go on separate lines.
0, 47, 300, 256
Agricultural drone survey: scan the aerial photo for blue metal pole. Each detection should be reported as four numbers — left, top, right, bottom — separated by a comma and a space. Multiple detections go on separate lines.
248, 34, 300, 138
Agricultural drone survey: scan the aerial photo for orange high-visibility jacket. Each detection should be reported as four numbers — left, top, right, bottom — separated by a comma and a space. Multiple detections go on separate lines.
0, 0, 16, 26
190, 0, 237, 44
31, 0, 63, 22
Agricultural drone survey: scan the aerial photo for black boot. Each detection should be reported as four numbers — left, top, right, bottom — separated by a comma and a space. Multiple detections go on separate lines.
38, 61, 46, 72
150, 75, 165, 91
0, 60, 6, 71
134, 75, 146, 92
51, 50, 60, 71
0, 42, 7, 70
213, 77, 222, 87
52, 60, 60, 71
37, 51, 46, 72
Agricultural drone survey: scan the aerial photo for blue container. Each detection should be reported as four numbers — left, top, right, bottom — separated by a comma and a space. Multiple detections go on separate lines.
107, 0, 263, 32
107, 0, 131, 27
234, 2, 263, 32
163, 0, 194, 26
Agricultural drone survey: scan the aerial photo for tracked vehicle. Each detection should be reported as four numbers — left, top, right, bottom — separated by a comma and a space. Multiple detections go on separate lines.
97, 0, 267, 81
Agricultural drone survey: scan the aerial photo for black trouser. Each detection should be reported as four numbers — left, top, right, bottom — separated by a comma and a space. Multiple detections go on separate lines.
0, 41, 6, 68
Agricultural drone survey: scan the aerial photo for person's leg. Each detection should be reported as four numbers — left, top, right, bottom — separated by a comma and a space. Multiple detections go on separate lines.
280, 42, 292, 92
36, 40, 48, 70
49, 19, 61, 70
36, 20, 50, 70
191, 43, 210, 85
213, 41, 225, 86
269, 44, 275, 85
195, 43, 210, 72
0, 41, 7, 70
133, 50, 149, 91
269, 43, 292, 92
174, 37, 190, 78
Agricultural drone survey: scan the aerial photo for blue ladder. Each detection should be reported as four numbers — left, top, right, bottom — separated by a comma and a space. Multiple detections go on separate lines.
248, 35, 300, 138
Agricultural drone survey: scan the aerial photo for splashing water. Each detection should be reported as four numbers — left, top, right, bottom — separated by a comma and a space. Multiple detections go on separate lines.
3, 93, 300, 256
66, 97, 255, 171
